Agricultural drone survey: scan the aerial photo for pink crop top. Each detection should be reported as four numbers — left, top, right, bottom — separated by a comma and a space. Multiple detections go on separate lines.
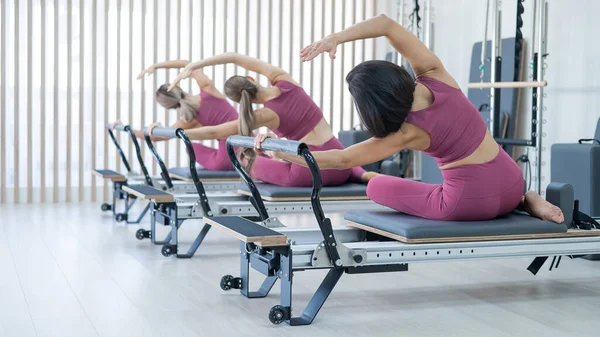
263, 81, 324, 141
405, 77, 488, 166
196, 91, 238, 126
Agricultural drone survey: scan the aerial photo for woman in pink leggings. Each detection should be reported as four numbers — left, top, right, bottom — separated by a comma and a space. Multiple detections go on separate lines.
262, 14, 563, 223
163, 53, 370, 187
126, 60, 237, 171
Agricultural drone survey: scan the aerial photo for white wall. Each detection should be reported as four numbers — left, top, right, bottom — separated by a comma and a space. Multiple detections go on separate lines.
382, 0, 600, 193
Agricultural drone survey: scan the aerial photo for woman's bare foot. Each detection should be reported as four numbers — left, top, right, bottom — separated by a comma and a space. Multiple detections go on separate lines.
361, 171, 381, 184
521, 190, 565, 223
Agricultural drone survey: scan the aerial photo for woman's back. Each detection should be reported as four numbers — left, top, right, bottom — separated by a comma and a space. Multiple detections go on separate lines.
405, 76, 489, 168
263, 81, 325, 141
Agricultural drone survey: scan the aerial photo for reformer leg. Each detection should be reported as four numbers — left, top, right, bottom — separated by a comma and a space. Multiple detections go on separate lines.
124, 201, 151, 225
242, 242, 277, 298
161, 217, 183, 257
220, 242, 278, 297
176, 224, 212, 259
270, 251, 344, 325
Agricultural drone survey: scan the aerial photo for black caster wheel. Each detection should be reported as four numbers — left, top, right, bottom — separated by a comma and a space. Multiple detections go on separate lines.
268, 305, 288, 325
220, 275, 241, 291
115, 213, 127, 222
135, 229, 151, 240
161, 245, 177, 257
220, 275, 234, 291
101, 203, 112, 212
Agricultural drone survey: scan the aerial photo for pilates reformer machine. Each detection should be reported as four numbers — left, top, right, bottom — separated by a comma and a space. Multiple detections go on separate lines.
204, 136, 600, 326
122, 127, 390, 258
93, 123, 241, 223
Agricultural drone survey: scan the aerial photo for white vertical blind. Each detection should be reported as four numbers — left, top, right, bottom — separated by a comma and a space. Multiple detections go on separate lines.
0, 0, 379, 204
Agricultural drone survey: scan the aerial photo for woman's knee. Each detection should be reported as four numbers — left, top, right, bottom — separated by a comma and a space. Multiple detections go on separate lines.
366, 175, 388, 200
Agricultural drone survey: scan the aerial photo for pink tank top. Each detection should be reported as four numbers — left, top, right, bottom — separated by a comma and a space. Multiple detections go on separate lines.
196, 91, 238, 126
405, 77, 488, 166
263, 81, 323, 141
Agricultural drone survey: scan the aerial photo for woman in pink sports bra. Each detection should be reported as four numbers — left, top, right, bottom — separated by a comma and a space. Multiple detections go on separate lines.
262, 14, 564, 223
163, 53, 371, 187
128, 60, 237, 171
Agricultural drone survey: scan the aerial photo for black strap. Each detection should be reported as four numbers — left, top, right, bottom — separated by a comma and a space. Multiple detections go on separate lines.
573, 199, 600, 229
527, 256, 548, 275
578, 138, 600, 144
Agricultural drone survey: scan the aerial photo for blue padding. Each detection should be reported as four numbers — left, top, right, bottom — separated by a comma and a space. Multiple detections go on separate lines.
94, 169, 123, 177
168, 167, 238, 179
551, 143, 600, 217
344, 211, 567, 240
128, 185, 171, 196
238, 183, 367, 198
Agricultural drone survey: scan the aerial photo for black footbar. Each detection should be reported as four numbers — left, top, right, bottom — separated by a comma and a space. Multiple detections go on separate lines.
125, 125, 153, 186
101, 123, 150, 224
226, 135, 343, 268
143, 128, 175, 190
139, 127, 213, 258
107, 123, 132, 173
176, 128, 213, 217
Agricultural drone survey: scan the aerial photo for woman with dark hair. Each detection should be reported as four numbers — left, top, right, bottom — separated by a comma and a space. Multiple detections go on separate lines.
258, 14, 563, 223
119, 60, 238, 171
162, 53, 373, 187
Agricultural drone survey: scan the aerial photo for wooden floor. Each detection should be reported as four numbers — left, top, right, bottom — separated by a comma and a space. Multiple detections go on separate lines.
1, 203, 600, 337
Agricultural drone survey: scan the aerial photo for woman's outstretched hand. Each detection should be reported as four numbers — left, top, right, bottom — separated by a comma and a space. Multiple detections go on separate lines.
254, 132, 278, 157
168, 66, 194, 91
300, 36, 338, 62
146, 122, 163, 136
109, 120, 122, 130
136, 65, 156, 80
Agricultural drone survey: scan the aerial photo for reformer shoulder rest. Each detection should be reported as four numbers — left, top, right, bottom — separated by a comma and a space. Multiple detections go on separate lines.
93, 169, 127, 182
168, 167, 240, 182
122, 185, 174, 203
237, 183, 369, 201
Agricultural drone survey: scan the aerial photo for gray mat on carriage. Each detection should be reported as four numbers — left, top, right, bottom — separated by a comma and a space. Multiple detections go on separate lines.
344, 211, 567, 243
168, 167, 239, 180
237, 183, 368, 200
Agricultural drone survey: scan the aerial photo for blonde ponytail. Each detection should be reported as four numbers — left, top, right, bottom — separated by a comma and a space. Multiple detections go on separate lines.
224, 75, 259, 172
155, 84, 198, 122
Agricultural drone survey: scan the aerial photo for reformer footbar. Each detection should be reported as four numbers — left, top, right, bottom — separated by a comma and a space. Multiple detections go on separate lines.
126, 126, 243, 258
93, 124, 243, 222
92, 123, 149, 223
206, 136, 600, 326
130, 128, 389, 258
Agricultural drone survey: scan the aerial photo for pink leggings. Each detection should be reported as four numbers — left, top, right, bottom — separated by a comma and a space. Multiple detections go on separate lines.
191, 140, 233, 171
366, 148, 524, 221
250, 137, 364, 187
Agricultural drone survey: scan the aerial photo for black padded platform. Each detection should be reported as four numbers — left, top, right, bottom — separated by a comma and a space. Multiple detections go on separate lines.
123, 185, 174, 203
95, 169, 123, 176
128, 185, 171, 196
204, 216, 288, 246
345, 211, 568, 243
237, 183, 368, 201
168, 167, 239, 181
93, 169, 126, 181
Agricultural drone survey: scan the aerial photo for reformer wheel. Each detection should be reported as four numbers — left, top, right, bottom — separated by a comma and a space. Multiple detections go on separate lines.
220, 275, 243, 291
135, 229, 151, 240
101, 203, 112, 212
268, 305, 287, 325
161, 245, 176, 257
115, 213, 127, 222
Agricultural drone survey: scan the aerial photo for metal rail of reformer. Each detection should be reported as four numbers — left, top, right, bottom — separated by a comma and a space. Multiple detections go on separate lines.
224, 136, 600, 326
